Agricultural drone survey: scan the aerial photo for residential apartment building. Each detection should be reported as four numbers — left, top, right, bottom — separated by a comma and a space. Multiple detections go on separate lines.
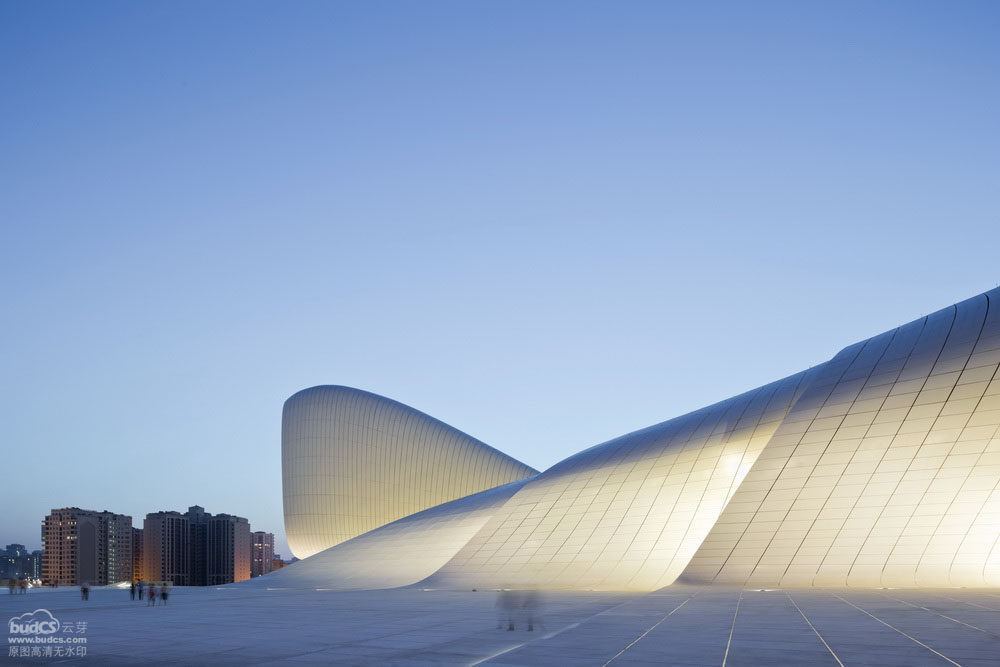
207, 513, 251, 584
143, 506, 251, 585
143, 511, 191, 585
41, 508, 132, 585
250, 531, 274, 578
0, 544, 40, 580
131, 528, 144, 582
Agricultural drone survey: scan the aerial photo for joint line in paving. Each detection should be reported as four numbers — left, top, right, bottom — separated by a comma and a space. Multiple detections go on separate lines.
468, 622, 581, 666
471, 595, 644, 666
937, 593, 1000, 612
601, 593, 699, 666
831, 593, 961, 666
785, 592, 845, 667
721, 589, 744, 667
878, 592, 1000, 639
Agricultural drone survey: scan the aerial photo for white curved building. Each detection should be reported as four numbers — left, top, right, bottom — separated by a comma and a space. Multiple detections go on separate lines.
282, 386, 538, 559
259, 479, 532, 590
682, 290, 1000, 588
422, 370, 815, 590
279, 287, 1000, 589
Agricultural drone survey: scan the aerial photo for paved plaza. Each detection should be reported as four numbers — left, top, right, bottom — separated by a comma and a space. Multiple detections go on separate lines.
3, 585, 1000, 665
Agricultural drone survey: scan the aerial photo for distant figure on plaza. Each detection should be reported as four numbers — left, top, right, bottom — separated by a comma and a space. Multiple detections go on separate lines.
160, 584, 169, 605
18, 579, 27, 594
80, 582, 90, 601
138, 581, 145, 600
496, 588, 521, 631
7, 579, 14, 595
522, 589, 544, 632
147, 584, 157, 606
130, 582, 136, 600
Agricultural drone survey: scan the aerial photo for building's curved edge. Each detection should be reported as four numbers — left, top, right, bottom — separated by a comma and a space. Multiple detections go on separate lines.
255, 477, 534, 590
681, 287, 1000, 588
283, 385, 538, 558
276, 287, 1000, 591
418, 368, 820, 591
284, 385, 539, 476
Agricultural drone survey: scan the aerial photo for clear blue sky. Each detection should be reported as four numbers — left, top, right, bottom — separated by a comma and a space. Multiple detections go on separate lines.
2, 1, 998, 559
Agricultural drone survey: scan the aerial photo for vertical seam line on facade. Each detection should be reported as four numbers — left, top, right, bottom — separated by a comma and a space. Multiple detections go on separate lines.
738, 329, 898, 586
856, 303, 970, 586
909, 298, 995, 585
777, 325, 909, 587
702, 351, 865, 583
802, 311, 947, 585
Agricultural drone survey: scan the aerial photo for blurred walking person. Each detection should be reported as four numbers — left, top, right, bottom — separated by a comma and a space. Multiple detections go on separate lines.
80, 582, 89, 601
147, 584, 157, 606
160, 584, 169, 605
522, 589, 544, 632
130, 582, 136, 600
496, 588, 521, 631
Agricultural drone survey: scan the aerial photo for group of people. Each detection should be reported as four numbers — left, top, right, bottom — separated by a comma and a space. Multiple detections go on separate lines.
129, 581, 170, 606
496, 588, 543, 632
6, 579, 29, 594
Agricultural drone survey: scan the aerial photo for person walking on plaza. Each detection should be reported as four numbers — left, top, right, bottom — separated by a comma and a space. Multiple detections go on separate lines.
147, 584, 157, 606
522, 589, 544, 632
80, 582, 89, 601
18, 579, 27, 594
137, 580, 144, 600
7, 579, 14, 595
130, 582, 136, 600
496, 588, 520, 631
160, 584, 169, 605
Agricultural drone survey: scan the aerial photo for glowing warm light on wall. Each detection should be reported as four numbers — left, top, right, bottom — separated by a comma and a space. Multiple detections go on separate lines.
282, 386, 537, 559
279, 287, 1000, 591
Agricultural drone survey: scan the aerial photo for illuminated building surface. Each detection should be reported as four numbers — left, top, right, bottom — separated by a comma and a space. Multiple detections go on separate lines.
282, 385, 538, 559
280, 288, 1000, 590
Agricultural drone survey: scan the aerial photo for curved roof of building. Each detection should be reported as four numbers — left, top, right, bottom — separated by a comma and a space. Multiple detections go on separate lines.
282, 385, 537, 559
256, 478, 532, 590
276, 287, 1000, 590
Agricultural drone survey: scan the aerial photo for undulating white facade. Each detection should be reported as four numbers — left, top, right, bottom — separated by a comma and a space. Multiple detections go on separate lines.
260, 479, 531, 590
422, 370, 815, 591
682, 290, 1000, 588
282, 386, 537, 559
278, 288, 1000, 589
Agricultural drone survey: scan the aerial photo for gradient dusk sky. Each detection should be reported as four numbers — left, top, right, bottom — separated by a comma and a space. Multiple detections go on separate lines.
2, 1, 998, 558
